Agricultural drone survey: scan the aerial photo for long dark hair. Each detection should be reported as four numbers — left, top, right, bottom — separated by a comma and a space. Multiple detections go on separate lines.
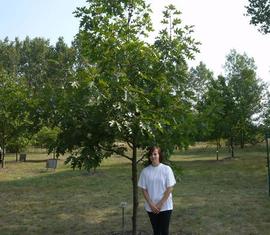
147, 146, 163, 165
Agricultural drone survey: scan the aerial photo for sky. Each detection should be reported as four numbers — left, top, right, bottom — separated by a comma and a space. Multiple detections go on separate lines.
1, 0, 270, 83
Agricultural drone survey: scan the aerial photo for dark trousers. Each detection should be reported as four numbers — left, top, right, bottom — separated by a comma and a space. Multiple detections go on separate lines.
147, 210, 172, 235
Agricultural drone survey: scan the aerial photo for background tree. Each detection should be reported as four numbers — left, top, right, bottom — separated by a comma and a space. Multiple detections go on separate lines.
262, 92, 270, 129
224, 49, 264, 150
0, 38, 21, 77
6, 137, 29, 162
0, 69, 30, 167
34, 126, 60, 158
188, 62, 213, 105
245, 0, 270, 34
196, 75, 229, 159
188, 62, 216, 149
195, 50, 265, 158
0, 37, 76, 165
19, 37, 51, 90
46, 37, 76, 87
32, 37, 76, 135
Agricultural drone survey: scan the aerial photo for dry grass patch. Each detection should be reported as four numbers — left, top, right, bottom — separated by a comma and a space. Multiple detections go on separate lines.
0, 146, 270, 234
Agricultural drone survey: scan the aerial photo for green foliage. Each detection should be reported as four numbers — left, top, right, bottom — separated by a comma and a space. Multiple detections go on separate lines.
0, 37, 77, 161
188, 62, 214, 103
224, 50, 264, 145
0, 37, 21, 76
0, 37, 76, 91
47, 37, 76, 87
64, 146, 112, 172
196, 75, 228, 142
6, 136, 29, 153
0, 68, 31, 162
246, 0, 270, 34
262, 92, 270, 129
34, 126, 60, 154
197, 50, 265, 150
19, 37, 51, 90
56, 1, 199, 172
188, 63, 215, 142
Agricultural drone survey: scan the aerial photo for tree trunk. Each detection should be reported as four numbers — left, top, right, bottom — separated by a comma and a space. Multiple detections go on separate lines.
1, 143, 5, 168
230, 136, 234, 158
216, 139, 219, 161
1, 130, 6, 168
0, 146, 2, 168
16, 151, 18, 162
131, 145, 138, 235
240, 130, 244, 149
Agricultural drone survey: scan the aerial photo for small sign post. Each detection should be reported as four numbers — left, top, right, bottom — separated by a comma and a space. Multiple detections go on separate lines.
120, 202, 127, 235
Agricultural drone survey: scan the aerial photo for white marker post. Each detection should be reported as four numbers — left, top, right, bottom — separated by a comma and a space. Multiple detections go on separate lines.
120, 202, 127, 235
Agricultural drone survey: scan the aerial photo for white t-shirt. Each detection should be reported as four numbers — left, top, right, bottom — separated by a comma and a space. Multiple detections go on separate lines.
138, 163, 176, 212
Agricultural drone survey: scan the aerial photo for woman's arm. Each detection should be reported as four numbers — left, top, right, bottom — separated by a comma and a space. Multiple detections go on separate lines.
156, 186, 174, 210
142, 189, 160, 214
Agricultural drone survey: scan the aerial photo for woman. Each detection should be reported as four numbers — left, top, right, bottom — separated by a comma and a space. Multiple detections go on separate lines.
138, 146, 176, 235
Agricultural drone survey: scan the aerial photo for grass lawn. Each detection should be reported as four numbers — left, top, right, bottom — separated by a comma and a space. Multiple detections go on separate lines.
0, 145, 270, 234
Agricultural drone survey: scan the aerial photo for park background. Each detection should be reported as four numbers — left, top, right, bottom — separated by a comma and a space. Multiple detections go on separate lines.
1, 0, 270, 234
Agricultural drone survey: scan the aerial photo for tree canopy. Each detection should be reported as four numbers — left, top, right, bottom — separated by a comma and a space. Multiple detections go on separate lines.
246, 0, 270, 34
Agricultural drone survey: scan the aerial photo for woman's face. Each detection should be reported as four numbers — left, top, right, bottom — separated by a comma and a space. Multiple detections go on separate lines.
150, 148, 160, 166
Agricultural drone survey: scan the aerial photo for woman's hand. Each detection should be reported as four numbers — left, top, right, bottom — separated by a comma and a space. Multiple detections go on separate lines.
156, 201, 164, 211
156, 187, 174, 212
149, 202, 160, 214
142, 189, 161, 214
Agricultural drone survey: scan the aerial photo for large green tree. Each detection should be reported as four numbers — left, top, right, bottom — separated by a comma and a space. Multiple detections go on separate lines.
54, 1, 198, 233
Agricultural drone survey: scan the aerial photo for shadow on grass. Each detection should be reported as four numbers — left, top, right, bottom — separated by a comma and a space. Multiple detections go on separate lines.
5, 159, 48, 163
0, 161, 197, 235
0, 162, 153, 235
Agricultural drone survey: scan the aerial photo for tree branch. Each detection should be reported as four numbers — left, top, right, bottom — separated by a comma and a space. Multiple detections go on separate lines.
136, 155, 145, 164
127, 141, 133, 149
99, 144, 132, 161
127, 1, 134, 27
121, 154, 133, 161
